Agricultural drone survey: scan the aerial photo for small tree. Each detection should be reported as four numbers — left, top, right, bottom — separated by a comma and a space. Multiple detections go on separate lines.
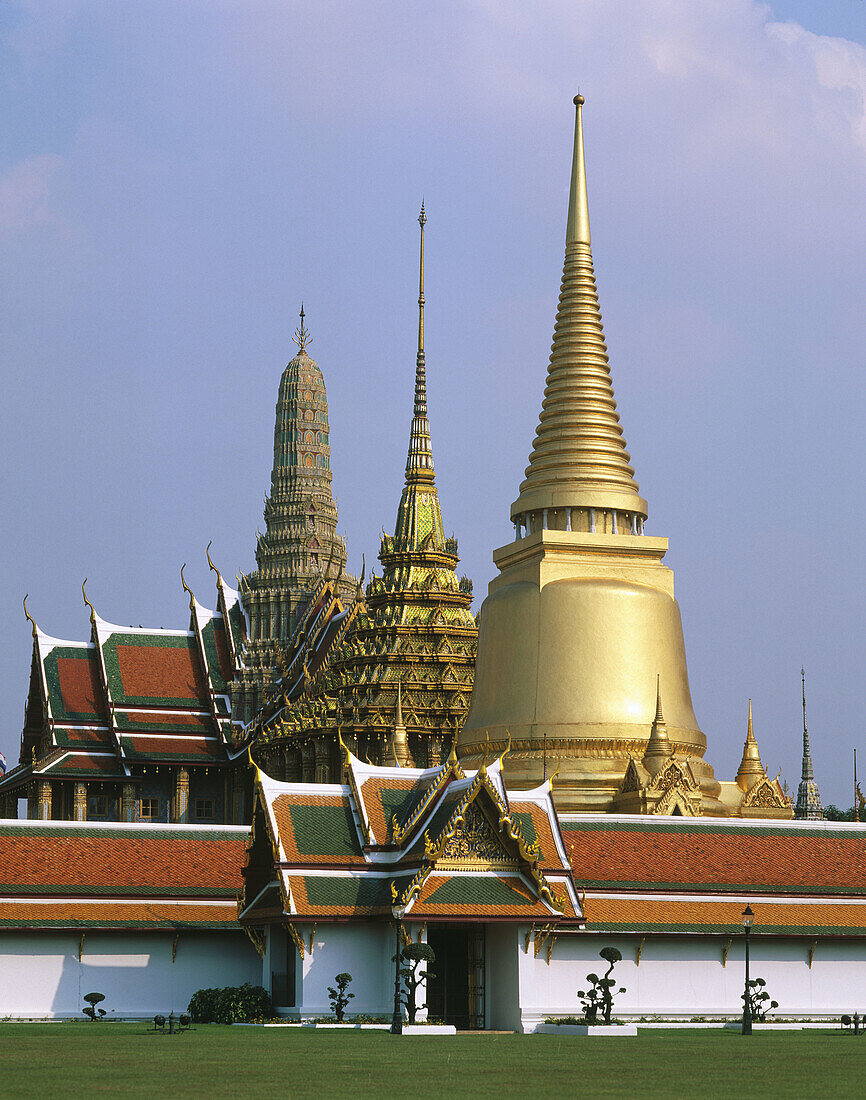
742, 977, 778, 1022
82, 992, 106, 1022
399, 943, 436, 1025
577, 947, 626, 1025
327, 972, 354, 1023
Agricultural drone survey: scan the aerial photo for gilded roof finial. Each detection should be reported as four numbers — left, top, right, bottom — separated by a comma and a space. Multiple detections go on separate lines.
293, 303, 312, 354
568, 94, 590, 246
180, 563, 195, 611
23, 594, 37, 639
81, 578, 97, 627
206, 540, 223, 587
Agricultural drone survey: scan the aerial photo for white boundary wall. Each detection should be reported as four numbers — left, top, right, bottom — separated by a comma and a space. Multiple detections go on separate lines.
0, 931, 260, 1019
517, 930, 866, 1030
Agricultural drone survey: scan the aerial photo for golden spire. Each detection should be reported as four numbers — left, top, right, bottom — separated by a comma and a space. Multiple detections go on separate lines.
736, 698, 765, 791
384, 679, 413, 768
642, 675, 673, 775
293, 303, 311, 354
405, 201, 435, 483
511, 95, 647, 526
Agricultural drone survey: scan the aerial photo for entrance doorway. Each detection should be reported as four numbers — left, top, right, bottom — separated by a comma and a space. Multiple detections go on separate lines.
426, 925, 485, 1029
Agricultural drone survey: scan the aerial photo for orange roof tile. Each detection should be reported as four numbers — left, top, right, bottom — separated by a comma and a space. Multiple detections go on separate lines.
0, 826, 245, 894
0, 901, 238, 929
271, 793, 365, 866
585, 895, 866, 935
562, 820, 866, 895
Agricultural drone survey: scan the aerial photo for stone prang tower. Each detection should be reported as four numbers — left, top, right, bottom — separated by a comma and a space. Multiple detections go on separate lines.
232, 310, 357, 725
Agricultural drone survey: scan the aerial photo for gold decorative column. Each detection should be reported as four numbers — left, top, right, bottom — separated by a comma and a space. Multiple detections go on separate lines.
121, 783, 136, 822
174, 767, 189, 824
38, 780, 52, 821
459, 96, 722, 814
73, 782, 87, 822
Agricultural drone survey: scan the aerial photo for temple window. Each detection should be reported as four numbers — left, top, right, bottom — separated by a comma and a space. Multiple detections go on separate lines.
194, 799, 214, 819
140, 797, 159, 819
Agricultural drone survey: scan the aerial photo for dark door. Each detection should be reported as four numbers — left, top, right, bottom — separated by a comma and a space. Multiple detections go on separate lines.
426, 925, 485, 1029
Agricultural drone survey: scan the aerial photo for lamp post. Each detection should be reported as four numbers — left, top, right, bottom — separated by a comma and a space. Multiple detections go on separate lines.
741, 905, 754, 1035
391, 902, 406, 1035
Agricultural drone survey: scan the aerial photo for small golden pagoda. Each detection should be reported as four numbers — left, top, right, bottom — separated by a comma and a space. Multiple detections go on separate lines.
253, 206, 477, 777
458, 96, 724, 813
716, 700, 793, 819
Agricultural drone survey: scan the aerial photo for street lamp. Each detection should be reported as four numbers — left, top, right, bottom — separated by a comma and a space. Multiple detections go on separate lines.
741, 905, 754, 1035
391, 902, 406, 1035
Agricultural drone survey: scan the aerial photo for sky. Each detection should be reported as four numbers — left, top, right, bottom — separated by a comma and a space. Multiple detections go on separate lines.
2, 0, 866, 809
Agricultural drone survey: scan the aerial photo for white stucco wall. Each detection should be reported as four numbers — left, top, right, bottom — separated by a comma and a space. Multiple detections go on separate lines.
0, 931, 260, 1019
486, 925, 521, 1031
517, 932, 866, 1029
268, 922, 396, 1018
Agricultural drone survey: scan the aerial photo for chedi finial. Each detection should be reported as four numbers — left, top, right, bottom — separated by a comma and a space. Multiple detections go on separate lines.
293, 303, 312, 353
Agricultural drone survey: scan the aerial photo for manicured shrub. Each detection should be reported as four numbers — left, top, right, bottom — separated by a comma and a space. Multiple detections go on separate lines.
327, 973, 354, 1023
577, 947, 626, 1025
743, 977, 779, 1022
82, 991, 107, 1021
399, 943, 436, 1025
188, 983, 272, 1024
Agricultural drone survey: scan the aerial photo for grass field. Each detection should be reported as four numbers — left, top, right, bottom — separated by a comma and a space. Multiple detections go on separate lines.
0, 1024, 863, 1098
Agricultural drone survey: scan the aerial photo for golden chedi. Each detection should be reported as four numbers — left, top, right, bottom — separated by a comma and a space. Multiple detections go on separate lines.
458, 96, 724, 814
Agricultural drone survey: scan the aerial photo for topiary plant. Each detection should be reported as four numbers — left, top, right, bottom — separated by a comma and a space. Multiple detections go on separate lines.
577, 947, 626, 1025
399, 943, 436, 1025
327, 973, 355, 1023
82, 992, 106, 1021
742, 977, 779, 1022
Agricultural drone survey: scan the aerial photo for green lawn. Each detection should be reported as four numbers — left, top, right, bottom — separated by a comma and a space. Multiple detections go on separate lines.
0, 1024, 863, 1098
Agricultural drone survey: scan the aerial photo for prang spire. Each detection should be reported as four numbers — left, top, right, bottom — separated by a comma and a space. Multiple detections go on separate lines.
512, 95, 647, 531
796, 668, 824, 819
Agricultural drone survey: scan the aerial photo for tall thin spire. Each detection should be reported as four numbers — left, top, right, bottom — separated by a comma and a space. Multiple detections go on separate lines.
512, 95, 647, 527
800, 667, 813, 781
796, 667, 824, 819
405, 202, 434, 482
393, 204, 446, 552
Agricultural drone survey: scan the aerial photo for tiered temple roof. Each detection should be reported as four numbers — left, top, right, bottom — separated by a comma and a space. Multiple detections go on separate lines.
253, 208, 476, 780
239, 743, 582, 926
0, 569, 247, 816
